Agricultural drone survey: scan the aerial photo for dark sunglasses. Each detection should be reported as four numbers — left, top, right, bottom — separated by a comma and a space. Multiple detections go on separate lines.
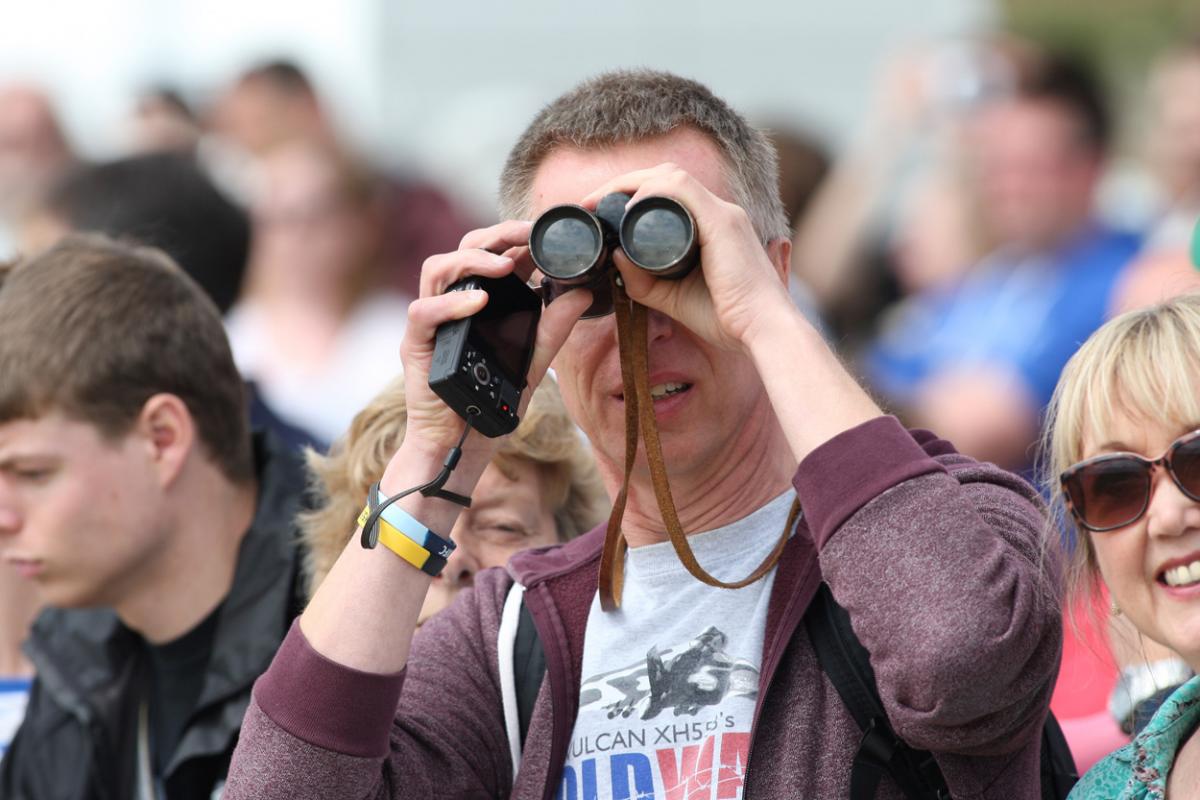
1060, 429, 1200, 532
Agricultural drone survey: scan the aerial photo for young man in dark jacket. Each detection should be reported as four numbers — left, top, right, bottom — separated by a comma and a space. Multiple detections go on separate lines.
226, 70, 1062, 799
0, 236, 308, 800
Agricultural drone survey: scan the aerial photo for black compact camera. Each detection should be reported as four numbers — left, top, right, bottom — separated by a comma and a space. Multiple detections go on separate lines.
530, 192, 699, 318
428, 273, 541, 438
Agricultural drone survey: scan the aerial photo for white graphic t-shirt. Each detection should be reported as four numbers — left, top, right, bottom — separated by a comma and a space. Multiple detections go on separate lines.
558, 491, 795, 800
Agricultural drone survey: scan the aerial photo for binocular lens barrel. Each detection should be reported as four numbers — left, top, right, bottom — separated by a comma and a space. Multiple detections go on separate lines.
529, 207, 605, 282
621, 199, 696, 277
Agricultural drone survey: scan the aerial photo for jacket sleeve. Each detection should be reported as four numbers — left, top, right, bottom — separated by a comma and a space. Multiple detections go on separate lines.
224, 570, 514, 800
794, 416, 1062, 792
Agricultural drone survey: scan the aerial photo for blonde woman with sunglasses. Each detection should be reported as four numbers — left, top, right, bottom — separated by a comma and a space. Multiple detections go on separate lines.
1046, 293, 1200, 797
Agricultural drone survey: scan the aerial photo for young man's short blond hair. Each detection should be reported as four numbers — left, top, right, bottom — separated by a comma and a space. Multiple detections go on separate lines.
1042, 292, 1200, 600
498, 69, 791, 244
301, 377, 607, 594
0, 234, 252, 482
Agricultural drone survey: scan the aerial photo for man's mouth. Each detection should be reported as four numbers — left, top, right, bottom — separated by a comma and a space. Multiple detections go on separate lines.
618, 382, 693, 402
1161, 559, 1200, 588
649, 382, 691, 400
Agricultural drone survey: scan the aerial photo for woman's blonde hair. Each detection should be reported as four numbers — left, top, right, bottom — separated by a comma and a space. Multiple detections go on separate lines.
1042, 293, 1200, 602
300, 377, 607, 596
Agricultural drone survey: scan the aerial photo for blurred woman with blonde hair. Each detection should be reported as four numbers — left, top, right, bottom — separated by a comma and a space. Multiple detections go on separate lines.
301, 376, 606, 624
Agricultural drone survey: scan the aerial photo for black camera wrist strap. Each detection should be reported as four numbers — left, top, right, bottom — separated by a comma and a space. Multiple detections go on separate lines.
597, 274, 799, 611
360, 419, 474, 551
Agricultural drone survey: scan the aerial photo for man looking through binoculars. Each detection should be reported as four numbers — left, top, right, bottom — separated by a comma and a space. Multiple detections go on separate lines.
225, 70, 1061, 800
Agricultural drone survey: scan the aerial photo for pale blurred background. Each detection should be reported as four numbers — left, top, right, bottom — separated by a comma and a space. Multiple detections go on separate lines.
0, 0, 997, 223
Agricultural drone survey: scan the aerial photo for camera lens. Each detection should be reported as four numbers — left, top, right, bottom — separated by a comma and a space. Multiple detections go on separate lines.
473, 363, 491, 385
529, 206, 605, 281
621, 197, 697, 278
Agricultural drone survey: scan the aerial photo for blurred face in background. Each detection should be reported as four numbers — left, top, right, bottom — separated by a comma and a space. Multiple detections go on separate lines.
129, 93, 200, 155
249, 143, 380, 297
969, 98, 1102, 252
0, 86, 72, 216
1148, 53, 1200, 204
211, 78, 325, 157
419, 457, 559, 624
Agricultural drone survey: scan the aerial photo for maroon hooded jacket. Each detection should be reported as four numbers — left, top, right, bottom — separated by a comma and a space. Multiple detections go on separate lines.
225, 416, 1061, 799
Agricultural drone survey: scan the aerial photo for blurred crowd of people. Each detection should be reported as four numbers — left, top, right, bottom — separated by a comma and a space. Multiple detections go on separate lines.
0, 27, 1199, 796
0, 58, 482, 768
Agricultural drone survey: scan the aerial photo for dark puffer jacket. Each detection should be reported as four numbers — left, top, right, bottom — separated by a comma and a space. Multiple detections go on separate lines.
0, 435, 308, 800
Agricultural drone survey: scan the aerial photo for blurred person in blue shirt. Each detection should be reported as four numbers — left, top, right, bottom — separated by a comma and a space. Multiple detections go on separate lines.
866, 52, 1140, 474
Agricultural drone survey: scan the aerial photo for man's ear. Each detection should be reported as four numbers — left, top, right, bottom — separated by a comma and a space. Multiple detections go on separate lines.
766, 237, 792, 286
135, 394, 195, 488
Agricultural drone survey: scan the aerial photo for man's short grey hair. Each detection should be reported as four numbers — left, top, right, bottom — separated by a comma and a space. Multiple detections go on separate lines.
498, 69, 791, 244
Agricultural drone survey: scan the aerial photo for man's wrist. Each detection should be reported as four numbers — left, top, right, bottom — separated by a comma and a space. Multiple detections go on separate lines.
377, 439, 491, 536
741, 294, 884, 462
741, 298, 817, 360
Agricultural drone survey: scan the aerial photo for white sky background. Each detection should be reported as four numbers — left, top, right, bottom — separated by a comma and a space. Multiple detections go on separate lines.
0, 0, 996, 217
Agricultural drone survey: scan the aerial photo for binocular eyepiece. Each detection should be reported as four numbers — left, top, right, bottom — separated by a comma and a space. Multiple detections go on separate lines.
530, 192, 698, 318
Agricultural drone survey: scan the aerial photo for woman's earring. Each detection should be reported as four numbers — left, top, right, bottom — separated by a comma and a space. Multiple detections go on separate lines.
1111, 599, 1122, 616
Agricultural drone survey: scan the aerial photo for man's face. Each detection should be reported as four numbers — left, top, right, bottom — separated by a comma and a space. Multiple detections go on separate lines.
528, 128, 773, 480
0, 413, 167, 609
970, 99, 1101, 251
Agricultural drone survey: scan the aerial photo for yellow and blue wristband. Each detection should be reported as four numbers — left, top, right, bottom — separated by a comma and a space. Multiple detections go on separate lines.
371, 486, 457, 560
357, 504, 450, 577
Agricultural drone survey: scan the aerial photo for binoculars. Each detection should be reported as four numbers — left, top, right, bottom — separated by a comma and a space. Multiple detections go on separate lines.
530, 192, 698, 318
427, 192, 699, 436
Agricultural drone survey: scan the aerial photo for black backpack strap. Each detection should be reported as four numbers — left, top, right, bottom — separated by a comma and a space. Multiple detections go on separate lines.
513, 597, 547, 749
804, 583, 950, 800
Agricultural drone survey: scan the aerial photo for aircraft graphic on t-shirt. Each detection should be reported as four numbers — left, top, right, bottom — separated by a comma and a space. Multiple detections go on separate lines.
578, 626, 758, 721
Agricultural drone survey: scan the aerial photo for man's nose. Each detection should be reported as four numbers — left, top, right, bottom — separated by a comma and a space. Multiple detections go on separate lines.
646, 309, 676, 343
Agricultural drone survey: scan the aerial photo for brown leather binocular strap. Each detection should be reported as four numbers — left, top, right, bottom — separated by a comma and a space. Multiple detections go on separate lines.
598, 274, 798, 611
